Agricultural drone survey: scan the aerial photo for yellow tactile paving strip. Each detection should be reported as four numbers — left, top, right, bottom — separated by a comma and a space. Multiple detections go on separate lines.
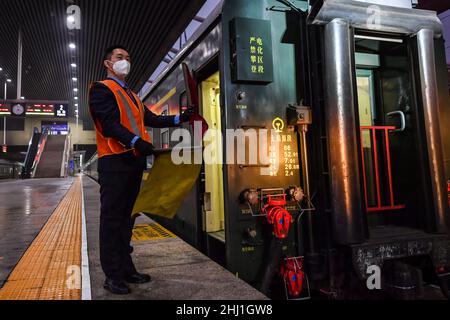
0, 177, 82, 300
132, 223, 176, 241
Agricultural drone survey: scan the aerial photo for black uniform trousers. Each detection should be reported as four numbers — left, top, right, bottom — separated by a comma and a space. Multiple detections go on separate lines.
98, 169, 143, 281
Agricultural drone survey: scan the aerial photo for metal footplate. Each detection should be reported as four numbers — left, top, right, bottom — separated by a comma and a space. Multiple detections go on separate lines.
350, 234, 450, 280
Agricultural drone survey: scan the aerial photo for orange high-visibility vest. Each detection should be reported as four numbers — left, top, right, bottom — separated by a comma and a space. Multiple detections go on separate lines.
89, 79, 151, 158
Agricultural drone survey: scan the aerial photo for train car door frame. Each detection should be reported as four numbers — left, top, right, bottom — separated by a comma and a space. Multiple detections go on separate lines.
311, 1, 449, 244
194, 55, 227, 265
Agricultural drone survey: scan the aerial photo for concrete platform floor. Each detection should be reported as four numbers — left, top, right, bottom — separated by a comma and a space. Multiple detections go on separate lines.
0, 178, 74, 288
83, 176, 268, 300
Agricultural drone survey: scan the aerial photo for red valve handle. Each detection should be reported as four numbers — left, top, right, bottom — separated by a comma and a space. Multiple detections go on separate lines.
264, 206, 292, 239
262, 197, 292, 239
273, 209, 292, 239
266, 206, 282, 224
286, 270, 304, 297
267, 194, 287, 207
281, 258, 305, 298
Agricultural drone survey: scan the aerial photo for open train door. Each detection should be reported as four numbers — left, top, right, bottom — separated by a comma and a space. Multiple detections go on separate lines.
354, 37, 428, 230
310, 0, 450, 298
311, 0, 449, 241
183, 62, 226, 264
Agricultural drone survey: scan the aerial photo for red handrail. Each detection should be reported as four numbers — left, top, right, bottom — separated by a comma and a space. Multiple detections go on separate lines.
360, 126, 405, 212
31, 133, 48, 178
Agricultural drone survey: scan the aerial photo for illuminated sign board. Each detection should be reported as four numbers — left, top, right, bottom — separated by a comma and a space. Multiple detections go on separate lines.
42, 121, 69, 135
0, 103, 10, 115
55, 104, 68, 117
0, 101, 70, 117
230, 17, 274, 83
26, 104, 55, 116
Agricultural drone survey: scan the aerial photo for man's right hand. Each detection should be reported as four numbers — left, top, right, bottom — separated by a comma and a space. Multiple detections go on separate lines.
180, 106, 196, 123
134, 138, 155, 156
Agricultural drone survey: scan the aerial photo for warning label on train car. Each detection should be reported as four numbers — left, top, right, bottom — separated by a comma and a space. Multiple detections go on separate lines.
271, 131, 300, 177
230, 17, 274, 83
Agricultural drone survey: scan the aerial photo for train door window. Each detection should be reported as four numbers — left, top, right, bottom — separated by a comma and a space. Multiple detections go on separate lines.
200, 71, 225, 236
160, 104, 170, 149
357, 69, 377, 208
160, 104, 169, 116
161, 130, 170, 149
180, 91, 188, 113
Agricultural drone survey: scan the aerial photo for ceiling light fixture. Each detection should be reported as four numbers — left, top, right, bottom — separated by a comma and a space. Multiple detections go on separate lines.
69, 43, 76, 49
71, 63, 77, 68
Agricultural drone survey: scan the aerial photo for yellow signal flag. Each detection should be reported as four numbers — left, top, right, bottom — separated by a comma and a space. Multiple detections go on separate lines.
132, 152, 201, 219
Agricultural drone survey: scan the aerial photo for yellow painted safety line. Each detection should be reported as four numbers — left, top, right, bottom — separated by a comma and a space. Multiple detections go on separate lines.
0, 177, 82, 300
132, 223, 177, 242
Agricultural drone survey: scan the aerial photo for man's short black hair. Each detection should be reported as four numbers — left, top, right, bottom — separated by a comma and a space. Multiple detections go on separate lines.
103, 45, 129, 61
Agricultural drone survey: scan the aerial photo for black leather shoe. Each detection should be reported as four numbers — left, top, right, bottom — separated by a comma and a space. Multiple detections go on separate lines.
125, 273, 152, 284
104, 278, 131, 295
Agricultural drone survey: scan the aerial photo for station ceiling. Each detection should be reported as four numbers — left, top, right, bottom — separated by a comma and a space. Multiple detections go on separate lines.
0, 0, 447, 131
0, 0, 205, 129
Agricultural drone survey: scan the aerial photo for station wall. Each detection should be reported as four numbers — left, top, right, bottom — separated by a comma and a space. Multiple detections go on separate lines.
3, 117, 96, 146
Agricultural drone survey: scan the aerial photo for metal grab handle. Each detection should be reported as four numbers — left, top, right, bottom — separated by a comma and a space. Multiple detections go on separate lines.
387, 111, 406, 132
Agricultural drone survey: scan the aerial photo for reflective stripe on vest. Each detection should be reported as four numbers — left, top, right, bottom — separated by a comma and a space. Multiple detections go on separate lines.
116, 89, 140, 136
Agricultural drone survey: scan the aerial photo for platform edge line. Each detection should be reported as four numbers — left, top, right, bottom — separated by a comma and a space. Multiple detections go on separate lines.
80, 174, 92, 300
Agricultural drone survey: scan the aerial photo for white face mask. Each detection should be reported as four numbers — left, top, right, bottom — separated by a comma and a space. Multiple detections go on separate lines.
111, 59, 131, 76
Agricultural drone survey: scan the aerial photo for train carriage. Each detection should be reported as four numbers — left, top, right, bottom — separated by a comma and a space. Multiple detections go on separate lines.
137, 0, 450, 299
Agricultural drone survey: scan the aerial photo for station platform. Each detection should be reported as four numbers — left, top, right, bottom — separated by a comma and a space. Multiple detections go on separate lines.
0, 176, 267, 300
